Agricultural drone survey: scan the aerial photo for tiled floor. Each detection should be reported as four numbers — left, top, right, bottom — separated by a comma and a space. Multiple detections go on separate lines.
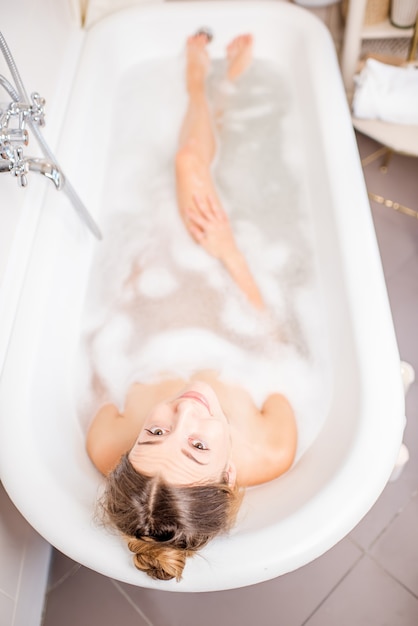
41, 134, 418, 626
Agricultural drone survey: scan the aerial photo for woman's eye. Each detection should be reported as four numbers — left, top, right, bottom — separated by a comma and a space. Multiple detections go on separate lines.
191, 438, 209, 450
146, 427, 167, 436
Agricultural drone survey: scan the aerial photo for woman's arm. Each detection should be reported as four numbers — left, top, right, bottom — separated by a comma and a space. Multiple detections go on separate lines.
175, 136, 264, 308
186, 194, 265, 309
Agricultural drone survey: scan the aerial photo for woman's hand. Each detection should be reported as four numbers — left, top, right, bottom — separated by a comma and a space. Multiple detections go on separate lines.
185, 194, 239, 261
185, 194, 265, 309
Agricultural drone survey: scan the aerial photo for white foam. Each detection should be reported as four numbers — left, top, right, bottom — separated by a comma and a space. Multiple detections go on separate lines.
137, 267, 178, 298
76, 58, 332, 461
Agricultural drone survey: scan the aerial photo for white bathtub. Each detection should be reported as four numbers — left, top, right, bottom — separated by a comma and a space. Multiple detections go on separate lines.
0, 1, 405, 592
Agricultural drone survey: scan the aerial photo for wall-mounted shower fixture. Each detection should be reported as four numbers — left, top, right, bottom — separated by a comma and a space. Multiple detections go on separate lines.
0, 31, 101, 239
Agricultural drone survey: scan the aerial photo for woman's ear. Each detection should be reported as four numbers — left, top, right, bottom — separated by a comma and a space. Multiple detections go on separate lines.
226, 461, 237, 487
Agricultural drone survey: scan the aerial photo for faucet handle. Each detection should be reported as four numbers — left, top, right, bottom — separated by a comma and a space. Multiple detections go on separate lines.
6, 92, 46, 128
30, 92, 46, 127
9, 146, 29, 187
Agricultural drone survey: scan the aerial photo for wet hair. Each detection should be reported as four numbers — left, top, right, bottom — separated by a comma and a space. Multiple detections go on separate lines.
99, 453, 242, 581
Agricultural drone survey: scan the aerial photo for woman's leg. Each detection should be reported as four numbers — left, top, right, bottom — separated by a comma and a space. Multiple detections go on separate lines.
175, 34, 263, 309
226, 34, 253, 81
175, 34, 254, 233
175, 33, 219, 228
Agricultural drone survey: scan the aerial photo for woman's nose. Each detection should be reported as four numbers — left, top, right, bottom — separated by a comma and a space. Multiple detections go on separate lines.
175, 399, 202, 423
170, 406, 193, 440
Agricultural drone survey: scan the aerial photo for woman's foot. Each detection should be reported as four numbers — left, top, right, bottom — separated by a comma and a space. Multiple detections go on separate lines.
186, 33, 211, 94
226, 34, 253, 81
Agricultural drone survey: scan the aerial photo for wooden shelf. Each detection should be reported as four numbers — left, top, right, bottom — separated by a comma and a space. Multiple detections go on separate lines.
353, 117, 418, 157
340, 0, 418, 158
362, 18, 414, 40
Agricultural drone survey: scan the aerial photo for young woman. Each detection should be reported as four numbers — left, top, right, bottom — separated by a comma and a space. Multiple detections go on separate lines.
86, 32, 297, 582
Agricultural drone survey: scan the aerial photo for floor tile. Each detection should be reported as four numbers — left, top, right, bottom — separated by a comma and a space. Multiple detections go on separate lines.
0, 591, 15, 626
117, 538, 362, 626
385, 267, 418, 368
356, 132, 418, 280
370, 493, 418, 597
43, 565, 151, 626
0, 483, 30, 599
349, 478, 415, 551
304, 555, 418, 626
402, 384, 418, 486
370, 205, 418, 283
47, 550, 81, 593
358, 133, 418, 207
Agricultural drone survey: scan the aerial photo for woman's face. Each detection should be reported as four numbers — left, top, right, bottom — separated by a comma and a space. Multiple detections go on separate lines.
128, 381, 236, 486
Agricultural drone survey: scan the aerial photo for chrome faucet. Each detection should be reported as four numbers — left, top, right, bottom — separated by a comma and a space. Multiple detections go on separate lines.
0, 31, 101, 239
0, 153, 62, 189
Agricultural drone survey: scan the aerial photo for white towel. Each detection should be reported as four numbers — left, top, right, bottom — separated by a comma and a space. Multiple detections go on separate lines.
352, 58, 418, 125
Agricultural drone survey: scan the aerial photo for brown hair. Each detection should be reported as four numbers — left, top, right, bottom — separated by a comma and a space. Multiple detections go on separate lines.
99, 453, 242, 581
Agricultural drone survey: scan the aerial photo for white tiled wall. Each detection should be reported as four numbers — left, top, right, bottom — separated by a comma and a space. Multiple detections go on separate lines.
0, 0, 82, 283
0, 2, 82, 625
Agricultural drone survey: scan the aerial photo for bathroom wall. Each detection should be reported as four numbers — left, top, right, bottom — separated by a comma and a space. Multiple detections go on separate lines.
0, 3, 82, 624
0, 0, 86, 381
0, 0, 83, 283
81, 0, 163, 28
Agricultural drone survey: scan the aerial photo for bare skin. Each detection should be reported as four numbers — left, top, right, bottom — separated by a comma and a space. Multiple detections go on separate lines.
87, 370, 297, 487
226, 34, 254, 81
175, 33, 264, 310
86, 35, 297, 487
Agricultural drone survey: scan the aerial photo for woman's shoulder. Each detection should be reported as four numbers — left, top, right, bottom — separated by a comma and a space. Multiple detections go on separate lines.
260, 393, 297, 465
86, 403, 137, 475
233, 393, 298, 486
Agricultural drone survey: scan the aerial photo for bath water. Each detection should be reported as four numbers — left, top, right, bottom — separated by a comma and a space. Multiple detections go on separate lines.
75, 56, 332, 461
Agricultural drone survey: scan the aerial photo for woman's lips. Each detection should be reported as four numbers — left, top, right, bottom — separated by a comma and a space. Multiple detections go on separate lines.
178, 391, 211, 412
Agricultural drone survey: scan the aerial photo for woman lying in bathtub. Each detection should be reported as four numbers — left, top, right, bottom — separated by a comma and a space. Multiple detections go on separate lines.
87, 32, 297, 582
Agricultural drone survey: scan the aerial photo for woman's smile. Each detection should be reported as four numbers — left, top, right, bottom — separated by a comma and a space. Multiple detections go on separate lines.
178, 390, 211, 413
